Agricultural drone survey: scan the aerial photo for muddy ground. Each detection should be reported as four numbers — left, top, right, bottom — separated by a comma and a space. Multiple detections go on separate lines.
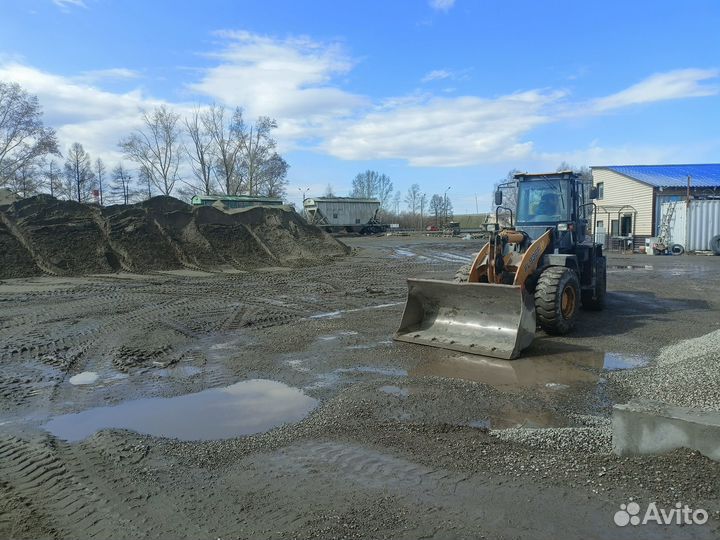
1, 235, 719, 539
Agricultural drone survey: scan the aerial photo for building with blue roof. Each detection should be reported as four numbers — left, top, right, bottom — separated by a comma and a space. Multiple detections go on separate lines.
590, 164, 720, 247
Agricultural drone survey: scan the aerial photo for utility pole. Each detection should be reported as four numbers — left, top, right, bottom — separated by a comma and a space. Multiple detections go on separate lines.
444, 186, 451, 226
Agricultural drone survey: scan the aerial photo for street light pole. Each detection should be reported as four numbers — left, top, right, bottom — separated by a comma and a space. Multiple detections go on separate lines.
444, 186, 451, 226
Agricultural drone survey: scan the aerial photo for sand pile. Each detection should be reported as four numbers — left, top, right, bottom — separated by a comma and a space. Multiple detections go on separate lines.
0, 195, 348, 278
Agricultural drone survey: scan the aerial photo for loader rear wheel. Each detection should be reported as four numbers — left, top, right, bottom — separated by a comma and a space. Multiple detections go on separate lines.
534, 267, 580, 335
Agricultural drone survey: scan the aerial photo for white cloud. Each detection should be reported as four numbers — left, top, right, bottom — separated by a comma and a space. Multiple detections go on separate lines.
429, 0, 456, 12
325, 90, 565, 167
189, 31, 368, 145
592, 68, 719, 112
2, 30, 718, 175
52, 0, 86, 8
536, 140, 720, 169
421, 69, 451, 83
0, 62, 163, 163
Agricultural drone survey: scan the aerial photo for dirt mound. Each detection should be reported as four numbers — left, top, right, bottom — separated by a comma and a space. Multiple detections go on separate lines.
0, 196, 348, 278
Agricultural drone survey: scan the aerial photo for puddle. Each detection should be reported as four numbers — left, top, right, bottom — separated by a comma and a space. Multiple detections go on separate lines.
432, 252, 473, 263
394, 249, 416, 258
317, 331, 359, 341
43, 379, 317, 442
380, 385, 410, 397
69, 372, 99, 385
154, 365, 203, 378
602, 353, 649, 370
339, 366, 408, 377
305, 366, 408, 390
609, 264, 654, 271
309, 302, 403, 320
410, 349, 647, 389
469, 408, 563, 430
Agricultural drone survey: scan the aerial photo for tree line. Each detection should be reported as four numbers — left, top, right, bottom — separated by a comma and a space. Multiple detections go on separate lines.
0, 82, 289, 205
324, 170, 454, 229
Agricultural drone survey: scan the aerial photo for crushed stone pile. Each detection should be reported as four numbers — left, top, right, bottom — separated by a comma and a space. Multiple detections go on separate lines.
0, 195, 348, 278
609, 329, 720, 411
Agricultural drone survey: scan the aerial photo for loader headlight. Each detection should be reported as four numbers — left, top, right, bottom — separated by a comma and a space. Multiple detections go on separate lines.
485, 223, 498, 232
557, 223, 569, 231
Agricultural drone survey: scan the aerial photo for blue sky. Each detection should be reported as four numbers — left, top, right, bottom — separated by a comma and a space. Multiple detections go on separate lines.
1, 0, 719, 211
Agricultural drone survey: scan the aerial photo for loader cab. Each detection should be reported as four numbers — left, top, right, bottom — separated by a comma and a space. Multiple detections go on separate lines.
515, 177, 573, 225
509, 171, 589, 252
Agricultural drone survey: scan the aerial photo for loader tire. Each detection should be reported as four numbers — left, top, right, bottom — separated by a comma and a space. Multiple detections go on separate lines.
454, 264, 488, 283
581, 256, 606, 310
454, 265, 470, 282
710, 235, 720, 255
535, 267, 580, 335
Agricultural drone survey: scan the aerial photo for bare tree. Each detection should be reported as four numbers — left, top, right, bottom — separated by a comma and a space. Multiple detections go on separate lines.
404, 183, 421, 215
429, 194, 444, 226
256, 152, 288, 198
137, 166, 154, 200
323, 184, 336, 197
94, 158, 106, 205
0, 82, 59, 185
185, 107, 216, 195
238, 116, 278, 196
8, 161, 41, 198
392, 190, 401, 214
204, 105, 243, 195
111, 163, 135, 205
63, 142, 95, 203
42, 159, 63, 198
119, 105, 181, 196
492, 168, 520, 214
351, 170, 394, 208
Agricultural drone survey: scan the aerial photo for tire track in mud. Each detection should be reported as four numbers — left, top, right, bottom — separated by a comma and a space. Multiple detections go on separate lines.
0, 435, 211, 539
267, 441, 472, 495
0, 252, 429, 417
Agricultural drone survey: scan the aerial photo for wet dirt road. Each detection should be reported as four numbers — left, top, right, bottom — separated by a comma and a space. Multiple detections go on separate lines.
1, 235, 719, 539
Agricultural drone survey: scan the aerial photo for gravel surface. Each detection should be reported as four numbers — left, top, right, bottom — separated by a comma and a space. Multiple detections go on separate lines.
0, 236, 719, 539
610, 329, 720, 411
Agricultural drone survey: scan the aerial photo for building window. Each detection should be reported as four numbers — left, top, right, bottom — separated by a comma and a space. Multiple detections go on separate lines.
596, 182, 604, 200
355, 219, 361, 224
611, 219, 619, 236
333, 213, 338, 219
596, 220, 604, 229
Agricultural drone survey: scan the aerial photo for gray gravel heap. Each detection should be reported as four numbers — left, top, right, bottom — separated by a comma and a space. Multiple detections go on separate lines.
610, 329, 720, 411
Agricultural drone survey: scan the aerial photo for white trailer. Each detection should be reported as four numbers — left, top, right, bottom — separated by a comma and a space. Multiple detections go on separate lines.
303, 197, 386, 234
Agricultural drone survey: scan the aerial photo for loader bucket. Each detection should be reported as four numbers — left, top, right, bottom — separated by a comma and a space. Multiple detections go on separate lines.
394, 279, 536, 360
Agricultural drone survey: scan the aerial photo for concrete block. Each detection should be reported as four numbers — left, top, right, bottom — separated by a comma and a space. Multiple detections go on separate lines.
612, 400, 720, 462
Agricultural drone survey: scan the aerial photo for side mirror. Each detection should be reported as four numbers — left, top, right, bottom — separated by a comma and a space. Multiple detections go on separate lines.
494, 190, 503, 206
589, 187, 599, 200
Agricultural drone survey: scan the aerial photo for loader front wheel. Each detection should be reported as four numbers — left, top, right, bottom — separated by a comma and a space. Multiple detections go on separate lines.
535, 267, 580, 335
454, 264, 488, 283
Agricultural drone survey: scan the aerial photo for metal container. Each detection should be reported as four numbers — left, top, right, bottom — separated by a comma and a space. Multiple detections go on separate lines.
661, 200, 720, 251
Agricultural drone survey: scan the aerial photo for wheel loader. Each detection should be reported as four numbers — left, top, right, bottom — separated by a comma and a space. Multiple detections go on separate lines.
394, 171, 606, 360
